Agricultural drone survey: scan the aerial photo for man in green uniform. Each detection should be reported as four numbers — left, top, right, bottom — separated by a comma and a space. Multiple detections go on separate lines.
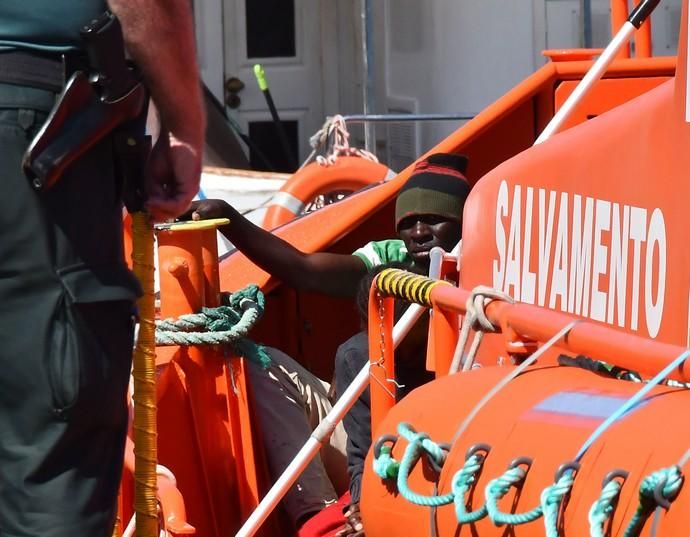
0, 2, 205, 536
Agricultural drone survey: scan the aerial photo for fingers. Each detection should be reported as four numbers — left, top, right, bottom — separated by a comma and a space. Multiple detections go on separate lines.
146, 195, 193, 222
176, 200, 203, 222
144, 134, 202, 222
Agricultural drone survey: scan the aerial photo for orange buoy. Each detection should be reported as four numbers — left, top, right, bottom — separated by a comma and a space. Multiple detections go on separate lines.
262, 156, 394, 229
362, 365, 690, 536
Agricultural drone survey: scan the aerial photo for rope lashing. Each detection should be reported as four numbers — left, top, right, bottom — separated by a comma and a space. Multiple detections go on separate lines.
589, 472, 628, 537
483, 461, 576, 534
374, 268, 452, 308
372, 435, 400, 480
373, 425, 576, 534
540, 467, 578, 537
452, 445, 491, 524
372, 431, 493, 517
558, 354, 690, 391
155, 284, 271, 368
131, 211, 158, 537
371, 347, 690, 533
484, 459, 543, 527
448, 286, 514, 374
622, 466, 684, 537
301, 114, 380, 169
649, 448, 690, 537
395, 423, 455, 507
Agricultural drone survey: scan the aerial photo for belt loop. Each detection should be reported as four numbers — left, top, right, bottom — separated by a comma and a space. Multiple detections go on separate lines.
17, 109, 36, 132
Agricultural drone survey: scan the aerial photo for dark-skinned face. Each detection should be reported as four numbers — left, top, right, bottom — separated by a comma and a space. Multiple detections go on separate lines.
397, 214, 462, 271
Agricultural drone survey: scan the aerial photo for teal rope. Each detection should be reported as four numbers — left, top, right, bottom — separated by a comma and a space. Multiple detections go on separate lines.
396, 423, 455, 507
155, 285, 271, 368
372, 347, 690, 529
540, 472, 576, 536
589, 479, 624, 537
373, 445, 400, 479
484, 466, 543, 526
452, 454, 488, 524
623, 466, 683, 537
398, 423, 448, 466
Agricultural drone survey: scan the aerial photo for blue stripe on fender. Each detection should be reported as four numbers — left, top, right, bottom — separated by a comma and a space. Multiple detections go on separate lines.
533, 392, 635, 420
521, 391, 645, 428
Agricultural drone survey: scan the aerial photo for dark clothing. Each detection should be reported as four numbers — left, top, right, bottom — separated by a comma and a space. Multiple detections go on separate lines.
0, 2, 107, 51
334, 331, 433, 504
334, 333, 371, 505
0, 75, 138, 536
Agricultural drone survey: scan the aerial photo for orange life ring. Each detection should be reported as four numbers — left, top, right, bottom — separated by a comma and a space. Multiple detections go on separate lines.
262, 156, 395, 229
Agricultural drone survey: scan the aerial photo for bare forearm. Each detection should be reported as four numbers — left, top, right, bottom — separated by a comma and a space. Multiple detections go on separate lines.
107, 0, 205, 145
218, 205, 366, 297
218, 204, 315, 285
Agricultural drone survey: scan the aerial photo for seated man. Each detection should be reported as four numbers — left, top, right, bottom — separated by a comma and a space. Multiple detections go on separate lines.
186, 153, 470, 528
333, 265, 435, 537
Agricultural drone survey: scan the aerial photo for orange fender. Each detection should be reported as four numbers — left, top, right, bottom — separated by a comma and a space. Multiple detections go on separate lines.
262, 156, 395, 229
362, 366, 690, 536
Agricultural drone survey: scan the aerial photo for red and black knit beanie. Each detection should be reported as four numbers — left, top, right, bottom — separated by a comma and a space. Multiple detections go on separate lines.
395, 153, 470, 230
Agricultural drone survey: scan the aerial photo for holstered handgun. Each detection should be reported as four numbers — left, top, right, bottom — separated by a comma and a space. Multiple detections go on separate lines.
22, 12, 148, 190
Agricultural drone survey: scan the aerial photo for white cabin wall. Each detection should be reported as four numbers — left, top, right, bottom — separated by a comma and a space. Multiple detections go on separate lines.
192, 0, 682, 171
193, 0, 225, 102
377, 0, 540, 170
371, 0, 681, 171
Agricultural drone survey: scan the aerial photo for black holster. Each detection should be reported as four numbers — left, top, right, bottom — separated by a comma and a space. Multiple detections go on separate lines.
22, 12, 149, 194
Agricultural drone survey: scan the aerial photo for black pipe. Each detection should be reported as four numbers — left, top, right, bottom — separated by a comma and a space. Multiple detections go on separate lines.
628, 0, 661, 29
254, 64, 298, 172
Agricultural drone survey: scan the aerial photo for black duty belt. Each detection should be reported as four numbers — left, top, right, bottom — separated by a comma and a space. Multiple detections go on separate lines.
0, 51, 86, 93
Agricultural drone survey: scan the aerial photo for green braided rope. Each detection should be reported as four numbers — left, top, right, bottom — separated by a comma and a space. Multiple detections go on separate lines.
589, 479, 624, 537
396, 423, 455, 507
623, 466, 684, 537
452, 454, 488, 524
541, 473, 576, 537
398, 423, 447, 467
155, 285, 271, 368
227, 284, 266, 312
484, 466, 544, 526
373, 445, 400, 479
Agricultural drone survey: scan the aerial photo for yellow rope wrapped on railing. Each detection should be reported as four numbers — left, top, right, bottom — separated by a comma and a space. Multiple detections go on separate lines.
375, 268, 452, 307
112, 510, 122, 537
131, 211, 158, 537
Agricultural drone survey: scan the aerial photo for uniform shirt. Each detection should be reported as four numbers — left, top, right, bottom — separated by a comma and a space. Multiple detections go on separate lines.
352, 239, 410, 270
0, 1, 106, 51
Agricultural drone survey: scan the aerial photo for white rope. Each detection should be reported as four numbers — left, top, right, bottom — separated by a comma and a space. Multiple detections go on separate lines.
300, 114, 379, 169
447, 286, 514, 374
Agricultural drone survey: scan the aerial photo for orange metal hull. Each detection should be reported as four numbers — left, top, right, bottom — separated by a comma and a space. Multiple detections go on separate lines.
361, 366, 690, 536
126, 5, 687, 534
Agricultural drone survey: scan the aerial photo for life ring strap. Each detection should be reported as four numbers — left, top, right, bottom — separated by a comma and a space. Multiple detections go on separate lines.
270, 191, 305, 216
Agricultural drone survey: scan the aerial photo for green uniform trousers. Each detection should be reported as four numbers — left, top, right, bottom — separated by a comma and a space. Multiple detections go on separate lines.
0, 81, 140, 537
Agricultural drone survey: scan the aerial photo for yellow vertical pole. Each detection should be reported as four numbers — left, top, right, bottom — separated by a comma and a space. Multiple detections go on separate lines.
131, 211, 158, 537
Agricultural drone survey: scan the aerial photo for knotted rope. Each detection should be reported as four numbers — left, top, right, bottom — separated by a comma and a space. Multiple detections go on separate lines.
484, 464, 543, 526
452, 452, 489, 524
448, 286, 514, 374
623, 466, 684, 537
395, 423, 454, 507
373, 426, 573, 534
301, 114, 379, 169
589, 476, 626, 537
540, 471, 577, 536
155, 285, 271, 368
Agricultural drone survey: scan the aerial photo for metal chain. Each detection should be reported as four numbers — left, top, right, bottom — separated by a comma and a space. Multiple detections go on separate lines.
369, 291, 398, 399
378, 291, 386, 367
